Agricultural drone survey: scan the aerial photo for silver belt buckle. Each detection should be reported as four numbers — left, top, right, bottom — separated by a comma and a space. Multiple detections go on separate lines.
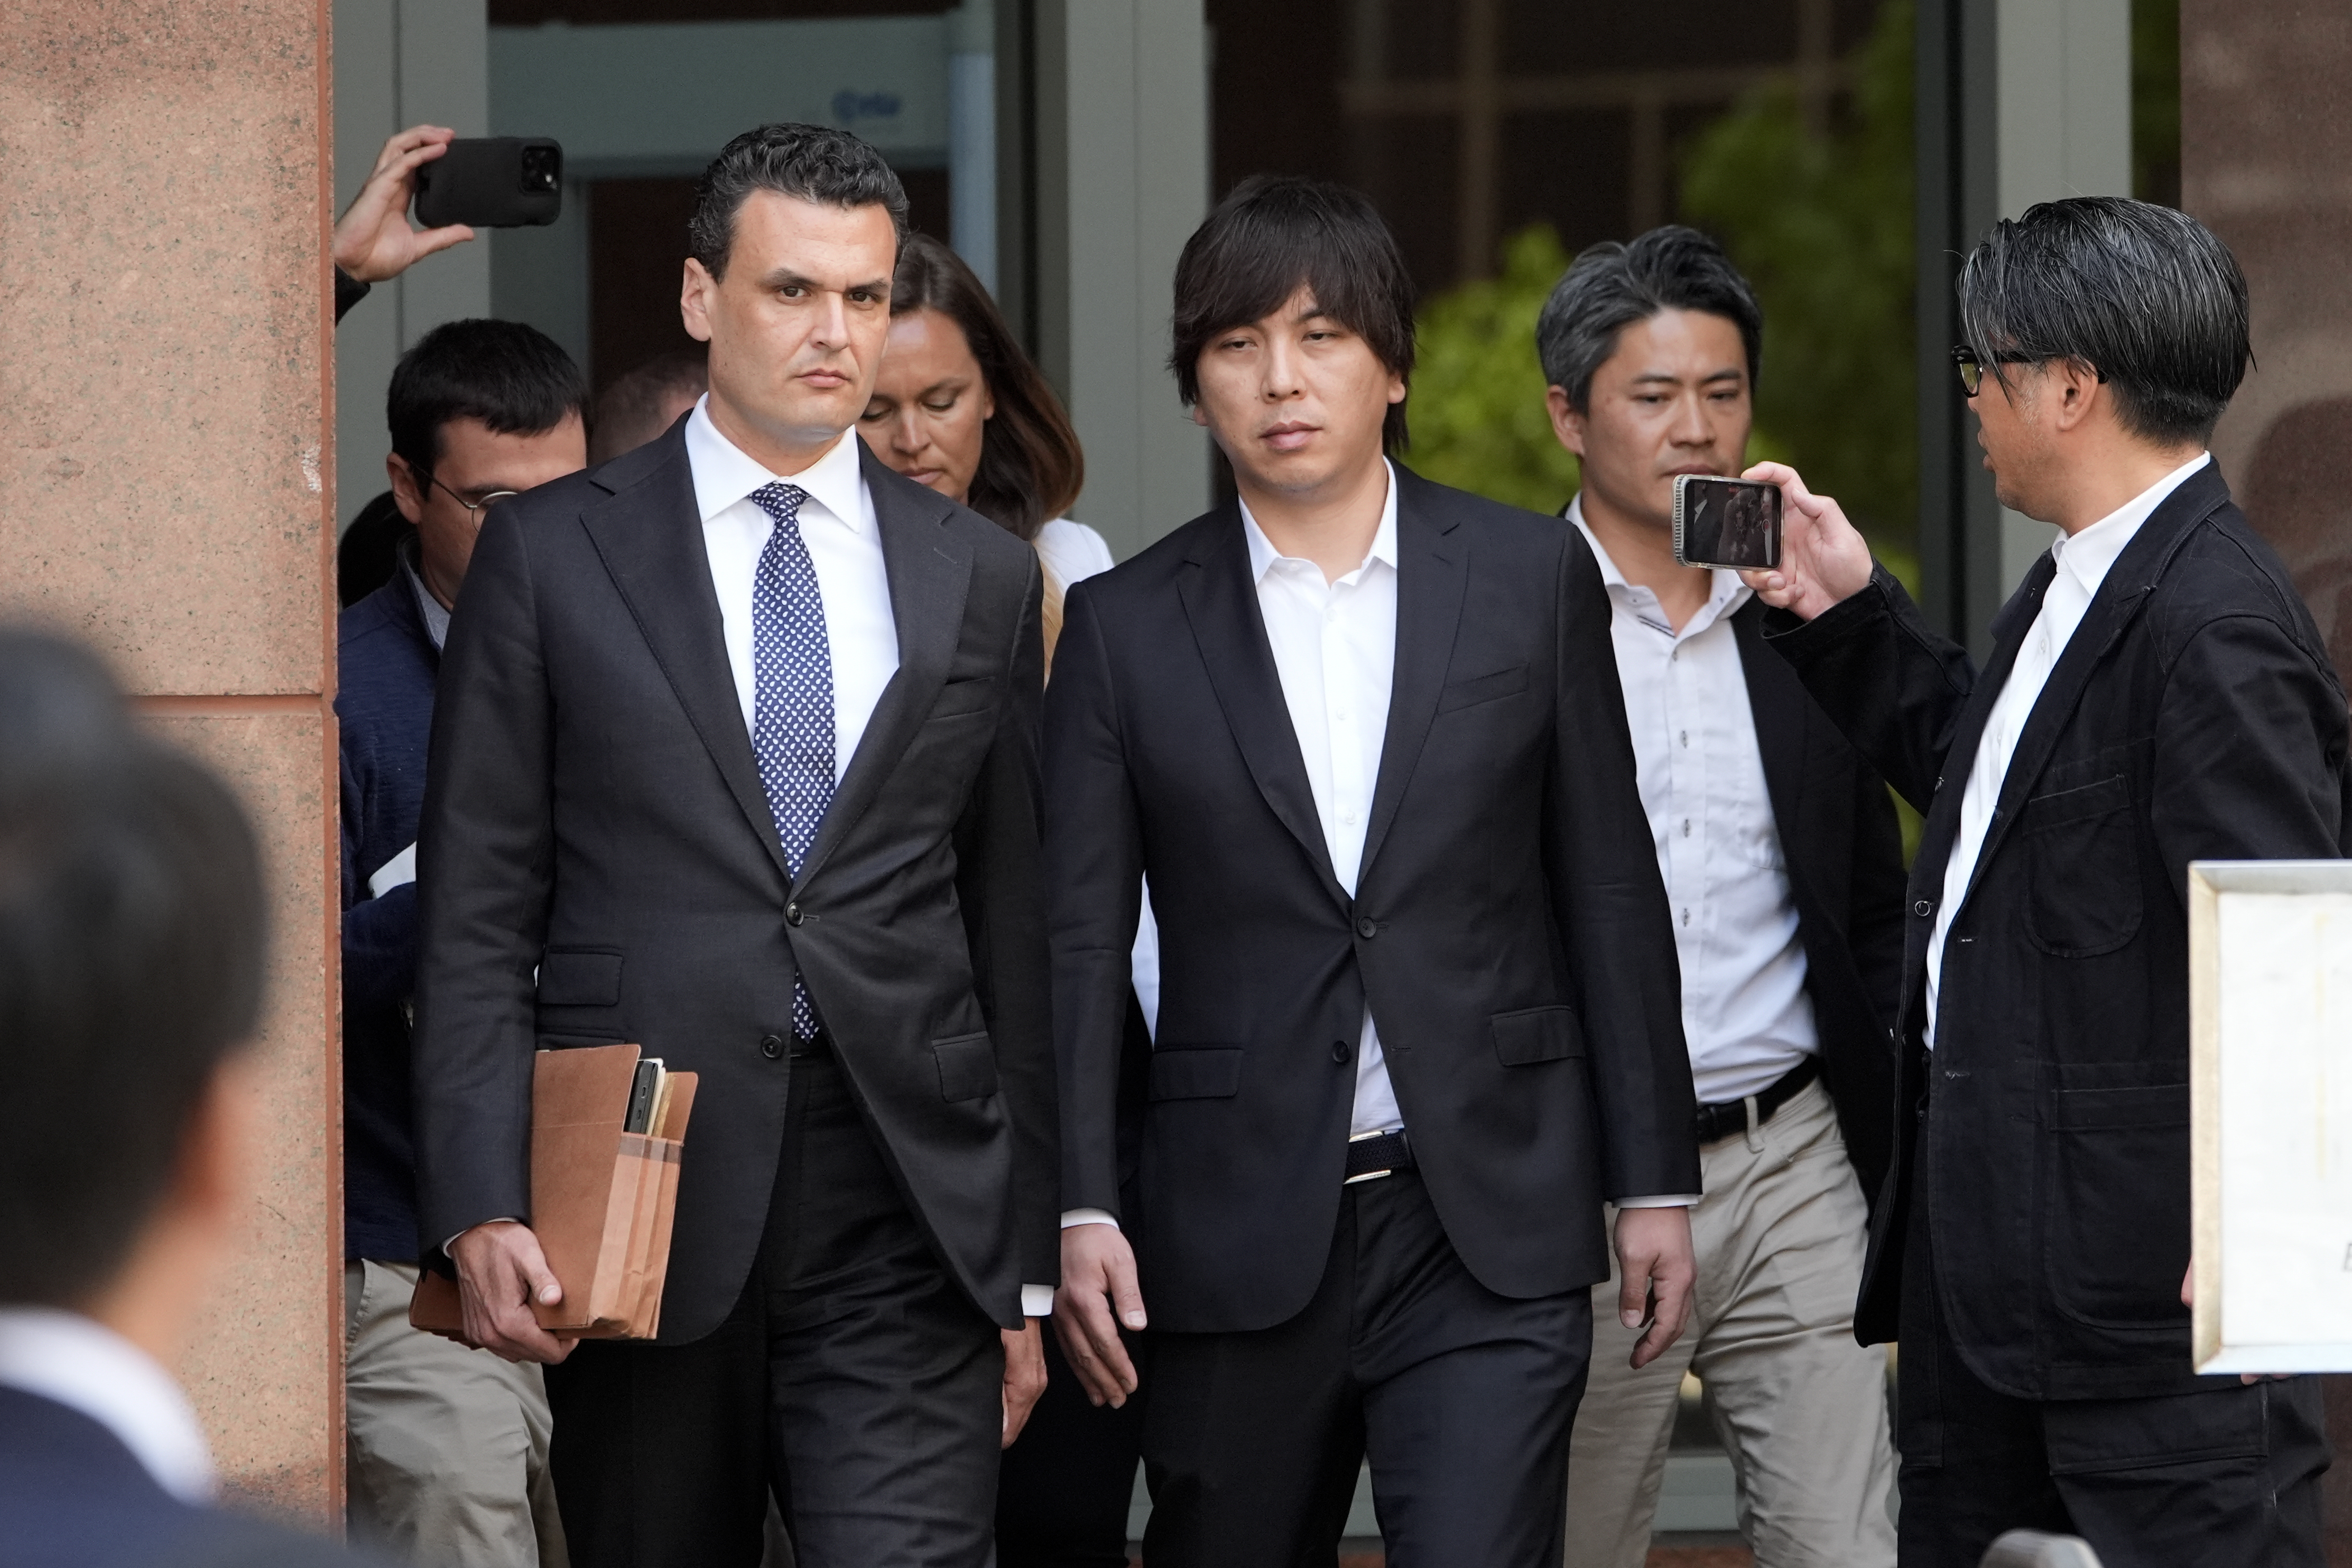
1344, 1128, 1394, 1185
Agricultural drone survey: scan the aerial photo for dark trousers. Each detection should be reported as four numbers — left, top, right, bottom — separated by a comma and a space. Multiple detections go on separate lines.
545, 1051, 1004, 1568
1896, 1185, 2329, 1568
995, 1323, 1145, 1568
1140, 1170, 1591, 1568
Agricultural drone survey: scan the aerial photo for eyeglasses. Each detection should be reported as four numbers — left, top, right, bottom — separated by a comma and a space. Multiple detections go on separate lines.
427, 472, 522, 521
1950, 345, 2038, 398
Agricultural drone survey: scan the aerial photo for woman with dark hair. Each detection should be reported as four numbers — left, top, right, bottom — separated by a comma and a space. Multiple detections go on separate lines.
859, 233, 1111, 666
863, 233, 1144, 1568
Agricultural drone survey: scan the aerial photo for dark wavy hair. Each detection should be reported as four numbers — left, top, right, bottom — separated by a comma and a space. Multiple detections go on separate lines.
890, 233, 1084, 542
1169, 176, 1418, 452
689, 122, 909, 280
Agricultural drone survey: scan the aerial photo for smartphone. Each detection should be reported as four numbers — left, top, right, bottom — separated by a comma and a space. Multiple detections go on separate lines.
1672, 475, 1782, 571
412, 137, 564, 229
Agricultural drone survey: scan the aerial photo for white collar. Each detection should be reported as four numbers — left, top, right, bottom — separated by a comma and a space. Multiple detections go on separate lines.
1564, 491, 1748, 637
2049, 451, 2210, 600
683, 396, 872, 539
0, 1308, 215, 1504
1239, 459, 1400, 584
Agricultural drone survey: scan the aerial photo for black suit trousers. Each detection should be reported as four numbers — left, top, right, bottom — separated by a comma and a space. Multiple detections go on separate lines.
1140, 1172, 1590, 1568
1895, 1182, 2328, 1568
545, 1051, 1003, 1568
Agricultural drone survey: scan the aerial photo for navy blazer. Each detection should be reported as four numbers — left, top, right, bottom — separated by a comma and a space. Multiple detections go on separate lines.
337, 569, 439, 1262
0, 1386, 358, 1567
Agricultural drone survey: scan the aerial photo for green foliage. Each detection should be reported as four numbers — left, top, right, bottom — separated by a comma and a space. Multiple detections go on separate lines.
1678, 0, 1917, 586
1402, 225, 1583, 515
1405, 0, 1922, 590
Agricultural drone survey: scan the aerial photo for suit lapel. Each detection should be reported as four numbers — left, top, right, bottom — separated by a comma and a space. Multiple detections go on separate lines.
1958, 466, 2226, 889
1908, 554, 2054, 904
1359, 472, 1467, 879
1731, 597, 1810, 878
792, 448, 972, 890
578, 428, 793, 881
1175, 505, 1350, 912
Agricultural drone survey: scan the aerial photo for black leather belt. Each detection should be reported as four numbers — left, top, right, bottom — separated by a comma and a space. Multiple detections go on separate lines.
1344, 1129, 1414, 1183
1692, 1056, 1819, 1146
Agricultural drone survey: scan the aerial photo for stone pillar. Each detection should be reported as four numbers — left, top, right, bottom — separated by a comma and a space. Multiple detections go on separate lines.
2184, 2, 2352, 689
0, 0, 341, 1524
2184, 10, 2352, 1558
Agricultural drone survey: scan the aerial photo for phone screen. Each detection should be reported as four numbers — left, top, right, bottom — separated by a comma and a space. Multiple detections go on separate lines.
1674, 476, 1782, 571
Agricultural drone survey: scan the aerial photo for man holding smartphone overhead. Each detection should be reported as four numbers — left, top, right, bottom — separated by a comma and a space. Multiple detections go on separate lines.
1744, 197, 2341, 1566
1540, 227, 1904, 1568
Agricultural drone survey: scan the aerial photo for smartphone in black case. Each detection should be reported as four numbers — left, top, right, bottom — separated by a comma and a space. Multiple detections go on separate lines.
1672, 474, 1782, 571
412, 137, 564, 229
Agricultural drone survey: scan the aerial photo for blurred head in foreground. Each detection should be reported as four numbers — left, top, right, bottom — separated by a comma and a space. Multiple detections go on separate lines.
0, 630, 266, 1359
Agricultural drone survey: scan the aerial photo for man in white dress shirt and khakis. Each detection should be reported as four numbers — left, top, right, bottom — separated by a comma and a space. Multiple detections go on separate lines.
1540, 229, 1907, 1568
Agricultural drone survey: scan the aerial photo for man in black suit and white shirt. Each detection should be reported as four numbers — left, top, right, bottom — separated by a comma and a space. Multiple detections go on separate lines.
1745, 197, 2343, 1566
413, 124, 1054, 1568
1540, 228, 1904, 1568
1048, 176, 1701, 1568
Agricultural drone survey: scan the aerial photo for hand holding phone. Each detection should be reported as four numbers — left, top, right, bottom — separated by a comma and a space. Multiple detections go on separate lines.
1672, 475, 1782, 571
1736, 462, 1878, 622
334, 125, 477, 285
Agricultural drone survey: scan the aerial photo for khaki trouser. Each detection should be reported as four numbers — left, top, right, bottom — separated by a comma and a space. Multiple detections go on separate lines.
345, 1258, 569, 1568
1564, 1077, 1895, 1568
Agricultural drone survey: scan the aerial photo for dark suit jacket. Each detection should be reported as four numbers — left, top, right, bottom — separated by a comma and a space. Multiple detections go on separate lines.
413, 425, 1056, 1341
337, 567, 437, 1263
1765, 462, 2351, 1398
1729, 599, 1909, 1207
1047, 465, 1700, 1334
0, 1386, 364, 1568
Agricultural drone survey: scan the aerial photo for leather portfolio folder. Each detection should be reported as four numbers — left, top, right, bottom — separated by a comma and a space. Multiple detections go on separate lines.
411, 1043, 696, 1344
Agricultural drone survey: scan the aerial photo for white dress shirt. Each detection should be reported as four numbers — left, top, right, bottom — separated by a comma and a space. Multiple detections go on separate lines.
0, 1308, 215, 1504
1245, 468, 1408, 1137
1569, 499, 1819, 1105
1925, 452, 2210, 1047
687, 399, 900, 767
688, 404, 1057, 1316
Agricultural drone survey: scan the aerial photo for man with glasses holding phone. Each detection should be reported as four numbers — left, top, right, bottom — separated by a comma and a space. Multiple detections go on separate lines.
341, 318, 587, 1566
1744, 197, 2345, 1566
1537, 227, 1904, 1568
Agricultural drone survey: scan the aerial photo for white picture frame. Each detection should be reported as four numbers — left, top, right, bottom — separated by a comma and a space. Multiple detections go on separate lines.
2190, 859, 2352, 1373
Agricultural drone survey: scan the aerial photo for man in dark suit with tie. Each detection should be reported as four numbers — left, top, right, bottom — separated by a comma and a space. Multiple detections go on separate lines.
0, 631, 367, 1568
1048, 175, 1701, 1567
412, 123, 1054, 1568
1744, 197, 2346, 1566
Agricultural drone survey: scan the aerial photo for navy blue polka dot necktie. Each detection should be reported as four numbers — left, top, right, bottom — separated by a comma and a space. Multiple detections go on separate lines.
747, 481, 834, 1040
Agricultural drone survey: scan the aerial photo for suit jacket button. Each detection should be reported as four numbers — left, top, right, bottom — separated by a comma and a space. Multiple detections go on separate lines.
1913, 899, 1932, 917
1331, 1039, 1354, 1064
1355, 916, 1378, 939
786, 903, 803, 927
760, 1034, 785, 1060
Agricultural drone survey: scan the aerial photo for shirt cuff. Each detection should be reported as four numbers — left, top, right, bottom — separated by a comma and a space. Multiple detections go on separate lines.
1061, 1208, 1119, 1230
1021, 1284, 1054, 1317
1615, 1194, 1702, 1208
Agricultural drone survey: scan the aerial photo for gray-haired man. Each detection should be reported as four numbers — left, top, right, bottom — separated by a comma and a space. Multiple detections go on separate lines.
1539, 227, 1903, 1568
1747, 197, 2340, 1566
